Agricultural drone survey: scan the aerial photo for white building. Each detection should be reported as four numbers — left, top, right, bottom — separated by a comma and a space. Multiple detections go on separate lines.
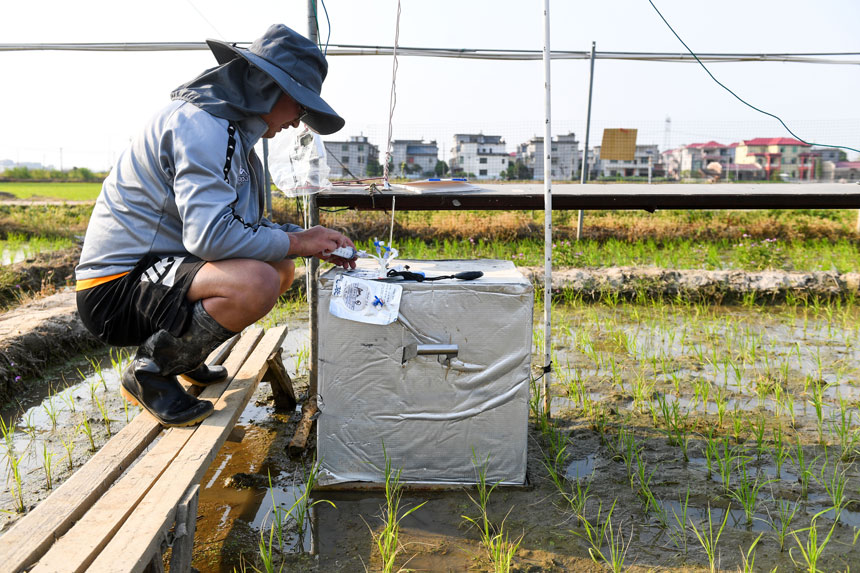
517, 133, 580, 180
450, 134, 508, 180
323, 135, 379, 179
391, 139, 439, 179
589, 144, 661, 179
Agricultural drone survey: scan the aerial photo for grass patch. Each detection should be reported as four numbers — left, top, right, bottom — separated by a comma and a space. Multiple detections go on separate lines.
0, 182, 101, 202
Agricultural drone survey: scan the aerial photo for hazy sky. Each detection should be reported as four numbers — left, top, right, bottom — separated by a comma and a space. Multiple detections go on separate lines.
1, 0, 858, 170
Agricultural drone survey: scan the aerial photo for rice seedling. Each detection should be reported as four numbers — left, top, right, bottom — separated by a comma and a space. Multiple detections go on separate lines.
291, 457, 333, 544
463, 451, 520, 573
767, 497, 801, 552
41, 442, 55, 490
751, 415, 768, 461
702, 431, 718, 481
78, 417, 96, 452
574, 499, 631, 573
819, 462, 849, 522
61, 434, 75, 471
715, 438, 743, 494
738, 533, 766, 573
771, 425, 790, 480
655, 394, 691, 461
729, 409, 745, 444
789, 507, 839, 573
808, 382, 827, 445
93, 394, 112, 437
614, 427, 638, 489
633, 449, 658, 515
688, 504, 730, 573
667, 488, 691, 554
7, 450, 26, 512
86, 356, 108, 392
728, 461, 775, 528
830, 397, 860, 462
59, 389, 76, 414
42, 393, 59, 430
1, 415, 15, 452
21, 409, 37, 439
591, 404, 610, 444
791, 439, 817, 499
109, 347, 130, 379
293, 345, 309, 375
372, 447, 427, 573
542, 445, 591, 518
256, 520, 283, 573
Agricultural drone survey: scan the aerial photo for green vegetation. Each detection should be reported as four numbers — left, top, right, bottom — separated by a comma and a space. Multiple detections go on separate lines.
0, 166, 105, 183
0, 182, 101, 201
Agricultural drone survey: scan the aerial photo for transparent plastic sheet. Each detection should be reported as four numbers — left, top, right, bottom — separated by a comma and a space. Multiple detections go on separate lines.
268, 125, 332, 197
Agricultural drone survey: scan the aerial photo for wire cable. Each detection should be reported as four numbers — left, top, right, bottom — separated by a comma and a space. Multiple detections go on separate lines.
311, 0, 332, 55
647, 0, 859, 154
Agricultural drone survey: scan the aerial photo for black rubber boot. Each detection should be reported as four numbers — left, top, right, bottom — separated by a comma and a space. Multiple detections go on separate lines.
181, 363, 228, 386
121, 356, 214, 427
121, 301, 237, 427
176, 301, 237, 386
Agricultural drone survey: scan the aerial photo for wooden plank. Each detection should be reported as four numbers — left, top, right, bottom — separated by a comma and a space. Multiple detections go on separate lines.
87, 325, 289, 573
263, 348, 296, 410
0, 410, 161, 573
288, 396, 318, 456
168, 485, 199, 573
28, 329, 263, 573
316, 183, 860, 211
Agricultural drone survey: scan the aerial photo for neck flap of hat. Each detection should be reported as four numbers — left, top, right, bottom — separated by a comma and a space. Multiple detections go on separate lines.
170, 58, 282, 121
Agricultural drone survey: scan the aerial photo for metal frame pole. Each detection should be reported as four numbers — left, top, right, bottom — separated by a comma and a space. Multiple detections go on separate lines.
542, 0, 553, 417
577, 41, 596, 240
307, 0, 320, 402
262, 139, 272, 216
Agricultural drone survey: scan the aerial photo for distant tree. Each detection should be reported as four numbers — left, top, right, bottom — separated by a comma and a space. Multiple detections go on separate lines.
3, 166, 32, 179
434, 160, 449, 177
504, 160, 532, 181
839, 150, 848, 161
366, 160, 383, 177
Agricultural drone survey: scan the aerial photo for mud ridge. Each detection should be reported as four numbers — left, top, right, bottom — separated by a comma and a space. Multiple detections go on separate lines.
522, 266, 860, 301
0, 290, 101, 407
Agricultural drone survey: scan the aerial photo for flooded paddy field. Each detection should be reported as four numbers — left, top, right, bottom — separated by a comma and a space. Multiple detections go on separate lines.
2, 294, 860, 571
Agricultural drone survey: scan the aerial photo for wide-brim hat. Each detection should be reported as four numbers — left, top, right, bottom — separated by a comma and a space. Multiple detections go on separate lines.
207, 24, 344, 135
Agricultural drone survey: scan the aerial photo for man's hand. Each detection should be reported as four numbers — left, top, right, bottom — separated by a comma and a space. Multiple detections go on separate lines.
286, 225, 357, 269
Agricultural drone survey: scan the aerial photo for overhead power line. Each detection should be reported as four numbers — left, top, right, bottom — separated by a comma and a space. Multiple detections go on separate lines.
1, 42, 859, 65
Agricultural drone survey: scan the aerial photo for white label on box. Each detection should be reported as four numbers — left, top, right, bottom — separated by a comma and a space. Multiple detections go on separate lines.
329, 275, 402, 325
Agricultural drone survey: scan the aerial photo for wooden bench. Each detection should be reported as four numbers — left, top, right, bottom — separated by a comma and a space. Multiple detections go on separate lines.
0, 324, 300, 573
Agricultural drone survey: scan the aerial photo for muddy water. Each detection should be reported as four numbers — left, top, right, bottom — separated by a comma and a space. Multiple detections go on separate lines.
3, 300, 860, 571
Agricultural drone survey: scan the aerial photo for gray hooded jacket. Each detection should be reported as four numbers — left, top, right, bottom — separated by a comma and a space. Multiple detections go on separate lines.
76, 61, 301, 282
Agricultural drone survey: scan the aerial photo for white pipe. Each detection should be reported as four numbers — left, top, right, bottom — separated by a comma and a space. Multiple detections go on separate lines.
542, 0, 553, 417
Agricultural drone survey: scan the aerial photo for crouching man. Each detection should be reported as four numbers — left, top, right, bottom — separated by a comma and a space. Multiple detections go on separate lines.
75, 24, 354, 427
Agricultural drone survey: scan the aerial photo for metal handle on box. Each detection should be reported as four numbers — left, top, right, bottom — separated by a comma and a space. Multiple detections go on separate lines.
402, 343, 459, 364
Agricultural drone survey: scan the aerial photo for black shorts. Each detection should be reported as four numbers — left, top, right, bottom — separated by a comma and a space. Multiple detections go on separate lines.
76, 254, 206, 347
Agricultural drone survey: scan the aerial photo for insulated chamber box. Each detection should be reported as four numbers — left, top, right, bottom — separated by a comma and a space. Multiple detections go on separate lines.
317, 259, 533, 485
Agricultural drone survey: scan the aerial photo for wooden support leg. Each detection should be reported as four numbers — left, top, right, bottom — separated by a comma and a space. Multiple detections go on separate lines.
288, 396, 318, 457
168, 485, 200, 573
262, 348, 297, 411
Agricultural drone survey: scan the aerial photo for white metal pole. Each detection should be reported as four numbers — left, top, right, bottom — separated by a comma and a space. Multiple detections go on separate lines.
542, 0, 553, 418
577, 41, 596, 241
307, 0, 320, 401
